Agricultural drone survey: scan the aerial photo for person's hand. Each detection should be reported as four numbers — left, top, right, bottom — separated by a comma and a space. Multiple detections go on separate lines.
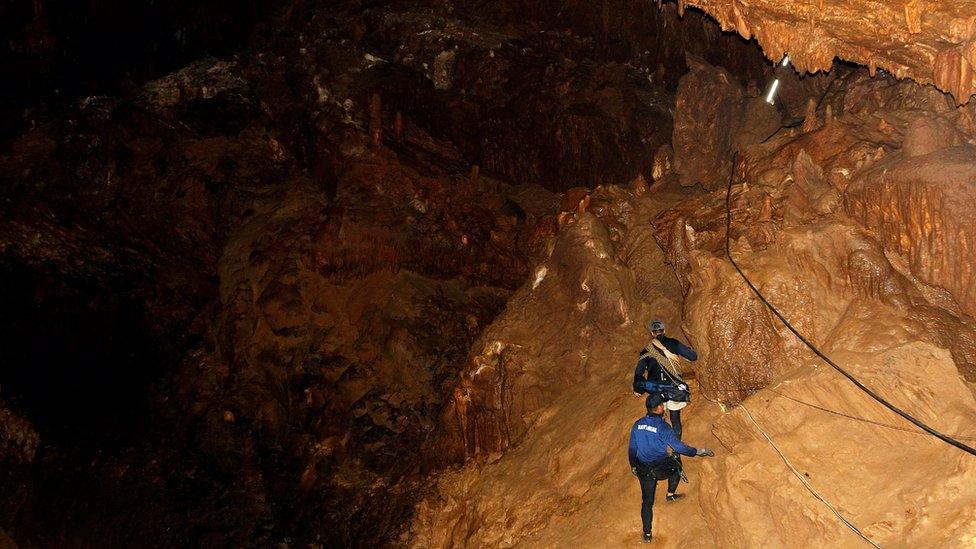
631, 466, 638, 476
634, 392, 643, 398
696, 448, 715, 457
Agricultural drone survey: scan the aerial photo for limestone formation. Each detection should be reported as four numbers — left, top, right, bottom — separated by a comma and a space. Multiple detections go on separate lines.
3, 1, 976, 547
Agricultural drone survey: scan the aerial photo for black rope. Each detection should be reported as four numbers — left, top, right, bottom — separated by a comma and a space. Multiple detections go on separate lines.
768, 387, 976, 442
760, 75, 839, 144
724, 151, 976, 457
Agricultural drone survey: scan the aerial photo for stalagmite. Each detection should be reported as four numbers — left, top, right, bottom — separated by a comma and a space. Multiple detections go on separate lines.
802, 97, 820, 132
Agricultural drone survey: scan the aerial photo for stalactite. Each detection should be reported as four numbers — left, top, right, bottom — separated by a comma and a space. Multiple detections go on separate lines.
732, 3, 751, 39
394, 111, 404, 143
369, 91, 383, 148
904, 0, 923, 35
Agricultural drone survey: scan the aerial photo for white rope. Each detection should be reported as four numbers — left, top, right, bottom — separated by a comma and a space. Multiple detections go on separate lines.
737, 403, 882, 548
656, 339, 878, 547
649, 339, 685, 384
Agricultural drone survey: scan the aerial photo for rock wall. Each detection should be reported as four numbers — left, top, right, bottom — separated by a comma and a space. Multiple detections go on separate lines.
0, 0, 772, 544
679, 0, 976, 103
411, 58, 976, 549
432, 203, 649, 462
846, 145, 976, 319
411, 185, 694, 546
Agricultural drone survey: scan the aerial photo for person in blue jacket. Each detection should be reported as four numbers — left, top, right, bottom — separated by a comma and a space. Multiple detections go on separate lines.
629, 393, 715, 543
632, 319, 697, 438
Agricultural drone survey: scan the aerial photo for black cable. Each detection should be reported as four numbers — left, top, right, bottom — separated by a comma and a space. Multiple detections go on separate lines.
760, 75, 839, 144
724, 151, 976, 457
767, 387, 976, 442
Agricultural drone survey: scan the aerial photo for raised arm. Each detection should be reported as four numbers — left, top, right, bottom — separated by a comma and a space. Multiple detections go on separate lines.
661, 336, 698, 361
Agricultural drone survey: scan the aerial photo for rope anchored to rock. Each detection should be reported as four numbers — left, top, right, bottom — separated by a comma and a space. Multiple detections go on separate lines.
723, 151, 976, 458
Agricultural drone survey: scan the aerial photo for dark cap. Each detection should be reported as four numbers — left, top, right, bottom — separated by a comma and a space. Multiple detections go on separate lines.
645, 393, 665, 412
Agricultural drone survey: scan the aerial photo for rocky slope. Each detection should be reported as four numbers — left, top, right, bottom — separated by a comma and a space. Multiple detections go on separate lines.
0, 1, 774, 546
410, 57, 976, 547
4, 1, 976, 547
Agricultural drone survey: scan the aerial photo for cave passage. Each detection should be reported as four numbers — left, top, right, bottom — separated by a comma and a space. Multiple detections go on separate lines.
3, 0, 976, 547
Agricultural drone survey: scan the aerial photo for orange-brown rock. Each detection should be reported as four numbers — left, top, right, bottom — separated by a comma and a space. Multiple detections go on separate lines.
0, 402, 38, 465
682, 0, 976, 103
672, 55, 748, 190
412, 140, 976, 545
431, 186, 692, 463
846, 145, 976, 320
656, 82, 976, 396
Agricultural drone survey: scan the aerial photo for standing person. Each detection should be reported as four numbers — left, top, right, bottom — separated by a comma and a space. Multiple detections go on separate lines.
632, 319, 697, 438
629, 393, 715, 543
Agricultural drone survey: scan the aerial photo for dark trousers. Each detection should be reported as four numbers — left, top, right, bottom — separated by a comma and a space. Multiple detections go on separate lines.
669, 408, 682, 438
669, 408, 683, 467
636, 460, 681, 536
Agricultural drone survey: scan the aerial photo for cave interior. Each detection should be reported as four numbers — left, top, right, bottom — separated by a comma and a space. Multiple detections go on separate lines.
2, 0, 976, 547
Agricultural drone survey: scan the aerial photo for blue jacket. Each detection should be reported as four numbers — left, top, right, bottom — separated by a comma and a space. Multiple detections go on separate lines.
628, 414, 697, 467
633, 335, 698, 394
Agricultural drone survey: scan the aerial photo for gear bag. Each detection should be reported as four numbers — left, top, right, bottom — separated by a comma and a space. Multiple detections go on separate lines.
650, 338, 690, 410
637, 456, 682, 481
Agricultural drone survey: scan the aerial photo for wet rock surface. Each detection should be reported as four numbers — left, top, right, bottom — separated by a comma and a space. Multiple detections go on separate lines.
411, 49, 976, 549
0, 0, 773, 546
4, 1, 976, 548
681, 0, 976, 103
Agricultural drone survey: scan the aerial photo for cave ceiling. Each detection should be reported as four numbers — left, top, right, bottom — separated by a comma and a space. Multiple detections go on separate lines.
678, 0, 976, 102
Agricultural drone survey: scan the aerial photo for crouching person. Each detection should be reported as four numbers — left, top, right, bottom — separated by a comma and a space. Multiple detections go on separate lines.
628, 393, 715, 543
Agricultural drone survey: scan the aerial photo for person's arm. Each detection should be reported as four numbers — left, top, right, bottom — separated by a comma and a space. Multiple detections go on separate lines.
628, 425, 640, 468
660, 336, 698, 361
662, 424, 698, 457
633, 354, 649, 394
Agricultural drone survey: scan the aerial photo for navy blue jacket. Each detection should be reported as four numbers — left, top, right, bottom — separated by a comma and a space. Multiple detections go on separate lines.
633, 335, 698, 394
628, 414, 697, 467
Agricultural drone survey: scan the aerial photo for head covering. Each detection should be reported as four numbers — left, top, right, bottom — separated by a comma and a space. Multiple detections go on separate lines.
645, 393, 665, 412
649, 320, 665, 332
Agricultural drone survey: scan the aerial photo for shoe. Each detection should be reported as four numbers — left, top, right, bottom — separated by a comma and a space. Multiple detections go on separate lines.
642, 533, 652, 543
666, 493, 685, 502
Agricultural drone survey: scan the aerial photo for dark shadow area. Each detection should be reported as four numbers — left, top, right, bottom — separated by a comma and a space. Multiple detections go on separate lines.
0, 0, 276, 139
0, 261, 170, 445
